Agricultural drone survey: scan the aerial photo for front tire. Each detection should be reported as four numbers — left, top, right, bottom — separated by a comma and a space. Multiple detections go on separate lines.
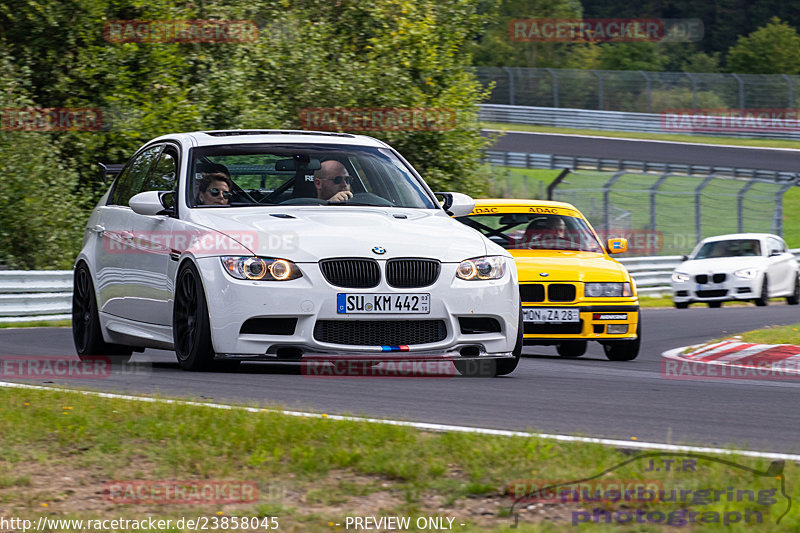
708, 301, 722, 308
674, 301, 689, 309
556, 341, 587, 358
173, 262, 215, 371
72, 263, 132, 363
787, 275, 799, 305
603, 321, 641, 361
754, 276, 769, 307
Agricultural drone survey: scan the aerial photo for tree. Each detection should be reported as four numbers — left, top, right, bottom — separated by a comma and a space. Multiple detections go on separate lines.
0, 0, 495, 267
726, 17, 800, 74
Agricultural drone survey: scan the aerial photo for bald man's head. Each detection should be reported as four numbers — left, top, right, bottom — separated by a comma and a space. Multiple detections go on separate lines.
314, 160, 351, 200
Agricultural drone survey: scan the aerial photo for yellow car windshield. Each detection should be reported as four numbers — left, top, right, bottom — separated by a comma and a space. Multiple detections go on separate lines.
458, 213, 604, 252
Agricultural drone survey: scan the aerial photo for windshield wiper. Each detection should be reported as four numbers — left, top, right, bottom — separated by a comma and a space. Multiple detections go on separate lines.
326, 201, 393, 207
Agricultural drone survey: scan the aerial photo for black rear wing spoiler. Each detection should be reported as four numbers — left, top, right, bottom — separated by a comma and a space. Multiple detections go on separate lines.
98, 162, 124, 183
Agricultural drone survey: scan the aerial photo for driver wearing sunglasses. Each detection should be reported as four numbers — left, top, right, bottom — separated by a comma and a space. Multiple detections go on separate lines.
314, 160, 353, 202
197, 172, 233, 206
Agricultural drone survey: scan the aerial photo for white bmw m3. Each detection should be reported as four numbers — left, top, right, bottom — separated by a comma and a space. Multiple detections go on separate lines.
73, 130, 521, 375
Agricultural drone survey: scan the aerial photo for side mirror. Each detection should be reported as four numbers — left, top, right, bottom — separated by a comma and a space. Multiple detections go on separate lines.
607, 238, 628, 254
435, 192, 475, 218
130, 191, 174, 216
769, 250, 782, 257
681, 255, 689, 261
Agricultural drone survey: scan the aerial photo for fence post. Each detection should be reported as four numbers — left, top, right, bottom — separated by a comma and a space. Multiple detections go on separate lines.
592, 70, 604, 110
774, 182, 794, 236
649, 172, 671, 235
639, 71, 651, 113
545, 68, 560, 108
503, 67, 515, 106
783, 74, 793, 108
736, 178, 757, 233
547, 168, 571, 201
685, 73, 697, 110
732, 73, 744, 110
603, 171, 626, 230
694, 175, 715, 243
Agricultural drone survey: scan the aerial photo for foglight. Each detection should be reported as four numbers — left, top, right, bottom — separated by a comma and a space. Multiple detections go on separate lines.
221, 256, 302, 281
456, 256, 507, 281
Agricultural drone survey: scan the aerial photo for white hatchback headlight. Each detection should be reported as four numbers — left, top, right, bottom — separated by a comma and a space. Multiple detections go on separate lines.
585, 282, 632, 297
672, 271, 690, 283
734, 268, 758, 280
456, 256, 507, 281
221, 256, 302, 281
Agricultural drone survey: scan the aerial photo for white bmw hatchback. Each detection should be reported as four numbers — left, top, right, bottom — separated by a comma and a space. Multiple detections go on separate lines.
671, 233, 799, 308
73, 131, 521, 375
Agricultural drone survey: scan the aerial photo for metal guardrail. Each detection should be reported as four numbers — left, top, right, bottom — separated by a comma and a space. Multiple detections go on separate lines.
0, 271, 72, 323
480, 104, 800, 142
475, 67, 800, 119
3, 253, 799, 321
483, 148, 800, 182
619, 249, 800, 297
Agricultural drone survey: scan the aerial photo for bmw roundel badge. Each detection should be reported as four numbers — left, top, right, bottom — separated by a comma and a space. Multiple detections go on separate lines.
539, 272, 549, 277
372, 246, 386, 255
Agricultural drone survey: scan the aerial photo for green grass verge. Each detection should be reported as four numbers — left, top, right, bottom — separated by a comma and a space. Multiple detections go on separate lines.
0, 320, 71, 329
1, 385, 798, 531
482, 122, 800, 149
481, 165, 800, 252
737, 323, 800, 345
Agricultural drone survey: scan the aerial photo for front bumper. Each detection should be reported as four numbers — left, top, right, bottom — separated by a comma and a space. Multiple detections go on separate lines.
521, 303, 639, 345
195, 256, 519, 358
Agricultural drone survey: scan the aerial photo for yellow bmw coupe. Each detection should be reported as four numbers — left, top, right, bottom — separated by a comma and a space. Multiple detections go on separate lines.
456, 199, 640, 360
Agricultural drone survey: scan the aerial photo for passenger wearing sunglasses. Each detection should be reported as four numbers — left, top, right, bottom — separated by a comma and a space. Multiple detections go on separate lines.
197, 172, 233, 206
313, 160, 353, 202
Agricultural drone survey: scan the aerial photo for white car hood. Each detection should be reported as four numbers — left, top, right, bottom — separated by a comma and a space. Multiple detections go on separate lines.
187, 207, 492, 262
677, 256, 766, 274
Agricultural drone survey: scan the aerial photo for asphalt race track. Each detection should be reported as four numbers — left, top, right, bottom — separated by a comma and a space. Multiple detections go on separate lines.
486, 130, 800, 173
2, 305, 800, 454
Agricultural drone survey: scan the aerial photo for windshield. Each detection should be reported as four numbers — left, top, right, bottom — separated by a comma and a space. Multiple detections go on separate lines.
694, 239, 761, 259
457, 212, 604, 253
187, 143, 437, 209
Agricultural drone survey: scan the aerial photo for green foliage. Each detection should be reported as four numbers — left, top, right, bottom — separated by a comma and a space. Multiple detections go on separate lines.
595, 42, 665, 71
727, 17, 800, 74
640, 87, 727, 113
468, 0, 583, 68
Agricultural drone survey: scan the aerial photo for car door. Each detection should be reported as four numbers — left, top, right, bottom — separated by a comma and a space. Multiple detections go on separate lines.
124, 144, 180, 326
94, 144, 163, 320
766, 236, 795, 295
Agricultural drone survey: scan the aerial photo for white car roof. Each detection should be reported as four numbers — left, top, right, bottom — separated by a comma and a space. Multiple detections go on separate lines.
148, 130, 390, 149
699, 233, 780, 243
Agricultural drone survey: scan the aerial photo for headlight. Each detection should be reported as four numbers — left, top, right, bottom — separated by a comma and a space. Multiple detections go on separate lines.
671, 271, 690, 283
456, 256, 507, 280
220, 256, 302, 281
734, 268, 758, 280
584, 282, 632, 297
